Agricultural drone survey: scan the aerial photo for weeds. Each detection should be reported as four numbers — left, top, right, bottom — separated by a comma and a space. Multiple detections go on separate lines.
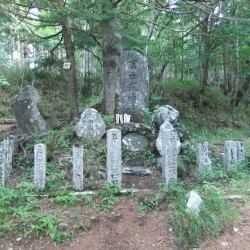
168, 181, 238, 248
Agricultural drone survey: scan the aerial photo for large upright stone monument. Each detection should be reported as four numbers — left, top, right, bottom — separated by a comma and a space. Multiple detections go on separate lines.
12, 85, 47, 135
117, 51, 149, 123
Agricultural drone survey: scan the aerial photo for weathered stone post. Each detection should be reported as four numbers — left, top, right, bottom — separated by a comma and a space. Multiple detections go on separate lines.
236, 141, 245, 163
0, 140, 6, 187
162, 129, 178, 184
34, 143, 46, 191
72, 145, 84, 190
196, 142, 212, 174
224, 141, 237, 172
106, 129, 122, 187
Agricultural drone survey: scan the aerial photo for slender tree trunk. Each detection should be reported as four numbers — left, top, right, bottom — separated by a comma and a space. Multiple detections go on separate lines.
157, 62, 168, 82
198, 18, 210, 108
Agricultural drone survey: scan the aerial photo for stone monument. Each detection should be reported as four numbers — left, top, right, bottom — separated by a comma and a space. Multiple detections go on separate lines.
12, 85, 47, 135
75, 108, 106, 141
224, 141, 237, 172
72, 145, 84, 190
196, 142, 212, 174
34, 143, 46, 191
117, 50, 149, 123
106, 129, 122, 187
162, 129, 178, 184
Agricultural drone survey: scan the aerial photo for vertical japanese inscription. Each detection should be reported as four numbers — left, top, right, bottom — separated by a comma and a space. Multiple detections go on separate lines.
118, 51, 149, 122
107, 129, 122, 187
72, 145, 84, 190
34, 144, 46, 191
162, 129, 178, 184
127, 58, 138, 111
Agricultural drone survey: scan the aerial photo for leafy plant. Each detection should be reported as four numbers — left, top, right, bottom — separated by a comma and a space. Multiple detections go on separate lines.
169, 181, 238, 248
98, 183, 121, 212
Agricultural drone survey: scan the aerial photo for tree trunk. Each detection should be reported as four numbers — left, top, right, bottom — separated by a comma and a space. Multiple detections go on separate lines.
198, 19, 210, 108
102, 2, 122, 116
157, 62, 168, 83
235, 73, 250, 106
61, 19, 79, 121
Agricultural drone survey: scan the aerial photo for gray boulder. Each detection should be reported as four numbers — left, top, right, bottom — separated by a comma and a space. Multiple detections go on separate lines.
122, 132, 148, 152
156, 120, 181, 155
12, 85, 47, 135
186, 190, 203, 214
75, 108, 106, 141
122, 167, 152, 176
152, 105, 179, 130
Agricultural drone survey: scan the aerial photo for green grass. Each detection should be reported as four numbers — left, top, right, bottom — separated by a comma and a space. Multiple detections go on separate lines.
166, 181, 238, 248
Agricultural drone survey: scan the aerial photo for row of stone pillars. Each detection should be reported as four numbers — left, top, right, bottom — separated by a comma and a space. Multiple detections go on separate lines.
1, 132, 246, 191
34, 128, 179, 191
196, 141, 245, 174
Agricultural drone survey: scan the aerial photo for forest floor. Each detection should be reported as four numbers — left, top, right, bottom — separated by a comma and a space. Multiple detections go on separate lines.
1, 124, 250, 250
0, 177, 250, 250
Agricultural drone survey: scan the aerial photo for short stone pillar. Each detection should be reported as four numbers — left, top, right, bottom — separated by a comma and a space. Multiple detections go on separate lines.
72, 145, 84, 190
0, 141, 6, 187
196, 142, 212, 174
224, 141, 237, 172
236, 141, 245, 163
106, 129, 122, 187
162, 129, 178, 184
34, 143, 46, 191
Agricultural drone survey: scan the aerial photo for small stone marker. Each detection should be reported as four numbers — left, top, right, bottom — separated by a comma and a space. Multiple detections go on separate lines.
117, 50, 149, 123
162, 129, 178, 184
224, 141, 237, 172
236, 141, 245, 163
186, 190, 203, 214
106, 129, 122, 187
0, 141, 6, 187
196, 142, 212, 174
72, 145, 84, 190
34, 144, 46, 191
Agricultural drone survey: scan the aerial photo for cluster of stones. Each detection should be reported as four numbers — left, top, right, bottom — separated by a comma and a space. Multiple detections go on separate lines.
196, 141, 245, 175
33, 126, 178, 191
0, 136, 18, 186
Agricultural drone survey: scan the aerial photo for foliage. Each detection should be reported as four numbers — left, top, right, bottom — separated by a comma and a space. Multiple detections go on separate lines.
0, 185, 70, 244
98, 183, 121, 212
167, 181, 238, 248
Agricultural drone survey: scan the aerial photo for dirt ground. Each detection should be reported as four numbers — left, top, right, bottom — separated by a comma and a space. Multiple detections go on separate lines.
1, 194, 250, 250
1, 124, 250, 250
1, 177, 250, 250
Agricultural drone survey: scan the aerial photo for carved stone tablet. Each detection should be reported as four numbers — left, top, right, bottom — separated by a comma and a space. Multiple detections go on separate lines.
34, 144, 46, 191
162, 129, 178, 184
117, 51, 149, 122
106, 129, 122, 187
72, 145, 84, 190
